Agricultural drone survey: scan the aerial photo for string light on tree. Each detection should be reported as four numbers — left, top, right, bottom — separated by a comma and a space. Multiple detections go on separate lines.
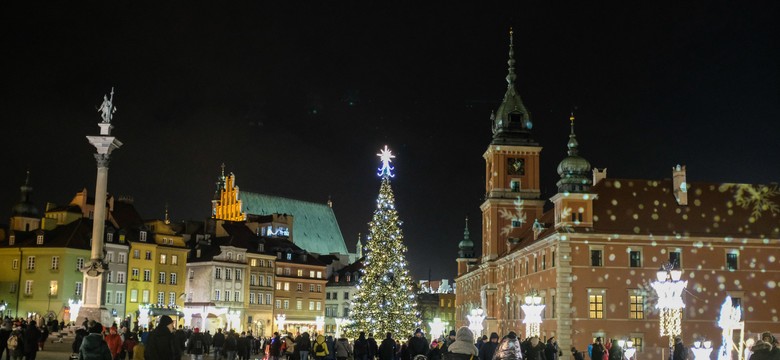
347, 146, 419, 337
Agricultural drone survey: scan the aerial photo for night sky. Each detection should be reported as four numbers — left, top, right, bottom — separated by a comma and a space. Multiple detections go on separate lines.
3, 2, 779, 282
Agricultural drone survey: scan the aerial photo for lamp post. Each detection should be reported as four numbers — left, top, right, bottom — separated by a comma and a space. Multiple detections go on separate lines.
691, 340, 713, 360
624, 340, 636, 360
466, 308, 485, 339
521, 291, 544, 338
429, 317, 447, 339
717, 296, 744, 360
650, 264, 687, 355
276, 313, 287, 333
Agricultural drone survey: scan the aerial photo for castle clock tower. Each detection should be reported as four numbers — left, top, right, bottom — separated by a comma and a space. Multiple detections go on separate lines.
481, 29, 545, 262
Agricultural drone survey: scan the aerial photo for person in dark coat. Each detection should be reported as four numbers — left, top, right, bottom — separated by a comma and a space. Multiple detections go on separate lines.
354, 333, 369, 360
607, 340, 621, 360
408, 329, 428, 359
523, 336, 546, 360
672, 337, 688, 360
144, 316, 176, 360
545, 338, 561, 360
0, 321, 12, 360
22, 320, 41, 360
213, 329, 226, 360
749, 340, 774, 360
187, 327, 207, 360
269, 333, 283, 360
590, 338, 606, 360
79, 322, 112, 360
238, 332, 251, 360
479, 333, 499, 360
378, 333, 396, 360
571, 347, 585, 360
367, 334, 379, 360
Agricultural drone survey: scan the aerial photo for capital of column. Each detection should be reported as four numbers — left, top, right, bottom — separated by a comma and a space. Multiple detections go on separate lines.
95, 153, 111, 168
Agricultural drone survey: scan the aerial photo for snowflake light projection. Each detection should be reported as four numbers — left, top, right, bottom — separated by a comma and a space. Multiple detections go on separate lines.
500, 196, 527, 236
719, 183, 779, 219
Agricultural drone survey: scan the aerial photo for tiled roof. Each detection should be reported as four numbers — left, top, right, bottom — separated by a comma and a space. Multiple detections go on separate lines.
2, 218, 92, 250
238, 191, 348, 255
588, 179, 780, 238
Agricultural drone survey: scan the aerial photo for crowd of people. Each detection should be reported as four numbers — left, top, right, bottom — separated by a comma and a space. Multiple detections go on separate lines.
2, 317, 779, 360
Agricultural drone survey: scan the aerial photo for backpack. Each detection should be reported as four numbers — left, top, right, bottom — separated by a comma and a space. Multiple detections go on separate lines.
315, 341, 326, 353
7, 335, 17, 350
227, 336, 237, 348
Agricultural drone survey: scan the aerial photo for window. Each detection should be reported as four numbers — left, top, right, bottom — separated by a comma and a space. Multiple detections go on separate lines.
283, 300, 289, 309
629, 295, 645, 319
669, 250, 682, 268
343, 307, 349, 317
76, 282, 83, 297
275, 300, 281, 309
589, 294, 604, 319
118, 272, 125, 284
267, 276, 273, 286
343, 292, 349, 300
116, 291, 124, 304
130, 289, 138, 303
49, 280, 58, 296
590, 249, 603, 267
249, 293, 255, 304
118, 253, 126, 264
534, 257, 538, 272
143, 269, 151, 282
284, 268, 291, 276
571, 212, 583, 223
542, 254, 546, 270
309, 284, 315, 292
727, 252, 739, 271
215, 268, 222, 279
51, 256, 59, 270
276, 267, 283, 275
139, 231, 147, 242
107, 252, 114, 263
226, 268, 232, 280
227, 252, 233, 261
170, 273, 177, 285
132, 268, 140, 281
316, 301, 321, 311
171, 255, 178, 265
250, 274, 257, 286
36, 234, 43, 245
260, 259, 266, 267
142, 290, 150, 303
235, 269, 241, 281
552, 250, 556, 267
276, 282, 282, 290
189, 270, 194, 280
12, 259, 18, 270
297, 283, 303, 291
9, 235, 14, 245
317, 271, 322, 279
326, 293, 331, 300
250, 259, 257, 267
309, 301, 314, 311
157, 292, 164, 305
266, 293, 271, 305
552, 295, 556, 318
225, 291, 231, 302
133, 250, 140, 259
629, 250, 642, 268
317, 285, 322, 293
525, 261, 529, 275
298, 269, 304, 277
237, 254, 243, 262
309, 270, 315, 278
106, 291, 112, 304
511, 220, 523, 227
284, 282, 289, 291
160, 254, 167, 264
25, 280, 33, 295
106, 271, 113, 283
333, 292, 338, 300
158, 272, 166, 284
169, 292, 175, 306
296, 299, 303, 310
26, 256, 35, 270
510, 180, 520, 192
145, 251, 152, 260
630, 337, 643, 352
286, 253, 292, 260
215, 290, 221, 301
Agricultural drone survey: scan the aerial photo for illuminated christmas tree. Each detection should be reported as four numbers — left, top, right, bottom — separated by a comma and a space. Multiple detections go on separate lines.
347, 145, 420, 337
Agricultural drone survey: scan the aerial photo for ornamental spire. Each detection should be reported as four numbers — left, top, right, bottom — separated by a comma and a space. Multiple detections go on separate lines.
376, 145, 396, 178
506, 27, 516, 87
568, 112, 579, 156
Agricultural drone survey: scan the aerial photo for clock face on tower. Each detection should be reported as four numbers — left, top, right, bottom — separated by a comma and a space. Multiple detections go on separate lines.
507, 158, 525, 176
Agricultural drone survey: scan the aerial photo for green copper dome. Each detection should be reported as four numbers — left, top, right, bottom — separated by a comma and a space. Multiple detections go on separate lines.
491, 28, 537, 146
12, 171, 40, 218
556, 114, 592, 193
458, 217, 475, 258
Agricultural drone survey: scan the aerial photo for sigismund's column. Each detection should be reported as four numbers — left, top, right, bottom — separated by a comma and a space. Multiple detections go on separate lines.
81, 88, 123, 325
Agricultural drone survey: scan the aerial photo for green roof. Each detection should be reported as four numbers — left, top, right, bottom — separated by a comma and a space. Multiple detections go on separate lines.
238, 191, 348, 255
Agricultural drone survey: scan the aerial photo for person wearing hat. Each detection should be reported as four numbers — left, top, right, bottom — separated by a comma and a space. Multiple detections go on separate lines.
441, 327, 478, 360
144, 316, 175, 360
187, 327, 207, 360
23, 320, 40, 360
478, 333, 499, 360
492, 332, 522, 360
672, 336, 688, 360
590, 337, 605, 360
408, 329, 428, 359
440, 331, 456, 354
79, 322, 112, 360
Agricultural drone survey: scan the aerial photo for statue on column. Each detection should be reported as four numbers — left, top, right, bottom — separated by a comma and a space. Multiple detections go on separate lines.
98, 88, 117, 123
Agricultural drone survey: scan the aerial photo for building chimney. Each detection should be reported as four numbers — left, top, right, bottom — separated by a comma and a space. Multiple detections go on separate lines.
593, 168, 607, 186
673, 164, 688, 205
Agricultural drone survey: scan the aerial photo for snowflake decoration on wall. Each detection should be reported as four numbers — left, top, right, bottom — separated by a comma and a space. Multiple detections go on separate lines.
719, 183, 779, 219
500, 196, 527, 236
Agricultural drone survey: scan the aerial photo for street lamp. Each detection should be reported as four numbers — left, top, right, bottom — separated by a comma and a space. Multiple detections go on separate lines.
68, 299, 82, 325
717, 296, 744, 360
466, 308, 485, 339
521, 291, 544, 338
650, 264, 687, 354
429, 318, 447, 339
691, 340, 713, 360
276, 313, 286, 333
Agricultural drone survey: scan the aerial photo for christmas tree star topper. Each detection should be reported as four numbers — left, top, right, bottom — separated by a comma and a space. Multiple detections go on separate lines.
377, 145, 396, 178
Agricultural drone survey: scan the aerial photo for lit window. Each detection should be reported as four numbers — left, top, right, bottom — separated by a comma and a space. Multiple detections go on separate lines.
49, 280, 58, 296
589, 294, 604, 319
171, 255, 178, 265
130, 289, 138, 302
284, 282, 289, 291
629, 295, 644, 319
283, 300, 289, 309
132, 268, 140, 281
142, 290, 149, 303
309, 301, 314, 311
297, 300, 303, 310
630, 337, 643, 352
317, 271, 322, 279
276, 282, 282, 290
133, 250, 140, 259
251, 259, 257, 267
160, 254, 167, 264
316, 301, 321, 311
36, 234, 43, 245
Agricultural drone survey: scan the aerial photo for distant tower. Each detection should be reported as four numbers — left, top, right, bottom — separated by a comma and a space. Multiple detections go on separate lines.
356, 233, 363, 259
550, 113, 596, 229
81, 88, 123, 325
456, 217, 476, 276
9, 171, 41, 232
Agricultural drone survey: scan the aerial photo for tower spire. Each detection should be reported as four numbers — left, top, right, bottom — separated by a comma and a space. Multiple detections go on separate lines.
164, 203, 170, 224
458, 216, 475, 258
506, 27, 516, 87
556, 112, 592, 193
568, 112, 579, 156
